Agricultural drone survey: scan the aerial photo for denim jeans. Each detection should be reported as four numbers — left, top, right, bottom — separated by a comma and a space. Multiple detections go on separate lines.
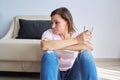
40, 50, 98, 80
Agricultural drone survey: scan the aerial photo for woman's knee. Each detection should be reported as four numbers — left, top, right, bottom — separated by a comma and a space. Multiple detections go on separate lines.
41, 50, 58, 63
78, 50, 94, 61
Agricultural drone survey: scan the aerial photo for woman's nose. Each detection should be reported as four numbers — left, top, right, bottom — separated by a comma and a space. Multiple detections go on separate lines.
52, 24, 55, 29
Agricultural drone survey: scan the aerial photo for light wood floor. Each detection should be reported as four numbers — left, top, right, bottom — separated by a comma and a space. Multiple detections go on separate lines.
0, 59, 119, 80
96, 58, 120, 80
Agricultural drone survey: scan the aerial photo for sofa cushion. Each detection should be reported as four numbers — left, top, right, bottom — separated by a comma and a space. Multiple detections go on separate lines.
16, 19, 52, 39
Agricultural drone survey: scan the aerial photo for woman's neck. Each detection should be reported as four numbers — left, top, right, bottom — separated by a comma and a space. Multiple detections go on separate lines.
59, 31, 71, 39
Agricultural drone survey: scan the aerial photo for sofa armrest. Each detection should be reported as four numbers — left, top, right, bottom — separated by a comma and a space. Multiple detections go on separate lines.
1, 21, 14, 39
0, 39, 43, 61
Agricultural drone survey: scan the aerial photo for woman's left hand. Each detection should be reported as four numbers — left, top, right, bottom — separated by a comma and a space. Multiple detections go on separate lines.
75, 30, 92, 44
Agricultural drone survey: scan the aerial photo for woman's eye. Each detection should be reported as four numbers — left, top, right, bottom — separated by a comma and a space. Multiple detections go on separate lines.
51, 22, 53, 24
55, 21, 59, 24
51, 21, 60, 25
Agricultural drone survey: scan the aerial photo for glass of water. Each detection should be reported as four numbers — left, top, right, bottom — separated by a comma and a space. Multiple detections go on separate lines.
84, 26, 93, 33
82, 26, 93, 45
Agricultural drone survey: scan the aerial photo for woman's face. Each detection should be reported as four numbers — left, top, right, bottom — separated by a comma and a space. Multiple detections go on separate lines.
51, 14, 68, 35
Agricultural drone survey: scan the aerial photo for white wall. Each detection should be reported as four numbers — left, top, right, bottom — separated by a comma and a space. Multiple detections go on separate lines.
0, 0, 120, 58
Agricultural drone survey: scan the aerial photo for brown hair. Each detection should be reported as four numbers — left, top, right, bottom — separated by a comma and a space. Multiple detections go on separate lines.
50, 7, 76, 33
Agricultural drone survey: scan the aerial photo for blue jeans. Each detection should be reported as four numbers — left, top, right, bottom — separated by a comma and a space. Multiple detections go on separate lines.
40, 50, 98, 80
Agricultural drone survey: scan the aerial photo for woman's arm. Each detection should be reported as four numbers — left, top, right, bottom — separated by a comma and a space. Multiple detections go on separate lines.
41, 30, 92, 51
62, 42, 94, 51
41, 38, 78, 51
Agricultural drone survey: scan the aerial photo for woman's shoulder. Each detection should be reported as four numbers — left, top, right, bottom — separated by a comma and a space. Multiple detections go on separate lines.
44, 29, 53, 33
71, 31, 79, 37
41, 29, 54, 40
42, 29, 61, 40
42, 29, 54, 36
42, 29, 53, 37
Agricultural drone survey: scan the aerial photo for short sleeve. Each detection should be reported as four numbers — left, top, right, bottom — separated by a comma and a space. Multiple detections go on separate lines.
41, 29, 53, 40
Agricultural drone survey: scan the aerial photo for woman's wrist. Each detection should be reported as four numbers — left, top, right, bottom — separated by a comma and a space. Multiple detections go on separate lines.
73, 37, 79, 44
74, 38, 80, 45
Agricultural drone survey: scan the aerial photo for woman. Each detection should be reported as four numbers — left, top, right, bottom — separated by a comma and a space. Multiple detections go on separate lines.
40, 7, 98, 80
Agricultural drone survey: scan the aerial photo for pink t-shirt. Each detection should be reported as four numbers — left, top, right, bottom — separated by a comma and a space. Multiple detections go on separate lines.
41, 29, 79, 71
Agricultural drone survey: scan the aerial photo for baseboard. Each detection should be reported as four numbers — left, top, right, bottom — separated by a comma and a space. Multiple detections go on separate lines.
95, 58, 120, 62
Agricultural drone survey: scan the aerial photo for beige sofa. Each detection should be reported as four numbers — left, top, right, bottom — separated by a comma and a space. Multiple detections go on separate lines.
0, 15, 50, 72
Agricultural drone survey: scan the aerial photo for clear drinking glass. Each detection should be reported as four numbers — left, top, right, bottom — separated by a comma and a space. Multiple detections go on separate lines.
84, 26, 93, 33
83, 26, 93, 45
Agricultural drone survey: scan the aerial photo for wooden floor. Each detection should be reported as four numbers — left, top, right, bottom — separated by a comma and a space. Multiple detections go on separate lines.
0, 59, 119, 80
96, 59, 120, 80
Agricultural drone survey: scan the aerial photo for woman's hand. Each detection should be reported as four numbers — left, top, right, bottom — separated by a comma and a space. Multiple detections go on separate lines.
80, 41, 94, 51
75, 30, 92, 44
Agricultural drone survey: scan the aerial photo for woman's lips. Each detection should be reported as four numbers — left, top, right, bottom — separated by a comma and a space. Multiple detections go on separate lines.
53, 29, 57, 32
